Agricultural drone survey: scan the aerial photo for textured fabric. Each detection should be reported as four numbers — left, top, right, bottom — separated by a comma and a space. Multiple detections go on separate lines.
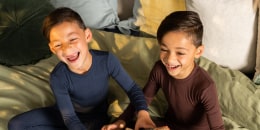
0, 55, 58, 130
197, 56, 260, 130
0, 0, 53, 66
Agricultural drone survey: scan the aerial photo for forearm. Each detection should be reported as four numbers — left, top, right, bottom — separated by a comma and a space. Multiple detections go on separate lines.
127, 84, 148, 111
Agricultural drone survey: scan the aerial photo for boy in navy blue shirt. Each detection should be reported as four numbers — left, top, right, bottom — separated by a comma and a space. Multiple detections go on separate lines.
8, 7, 149, 130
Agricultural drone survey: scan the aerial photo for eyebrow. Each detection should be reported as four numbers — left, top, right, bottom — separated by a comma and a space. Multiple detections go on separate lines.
50, 32, 78, 43
160, 43, 189, 51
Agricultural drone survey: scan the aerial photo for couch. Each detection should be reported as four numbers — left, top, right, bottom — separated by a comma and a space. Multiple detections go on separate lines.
0, 0, 260, 130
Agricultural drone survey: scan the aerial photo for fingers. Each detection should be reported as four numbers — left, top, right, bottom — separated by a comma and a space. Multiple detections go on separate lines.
101, 124, 117, 130
134, 116, 156, 130
116, 120, 126, 129
101, 121, 126, 130
154, 126, 170, 130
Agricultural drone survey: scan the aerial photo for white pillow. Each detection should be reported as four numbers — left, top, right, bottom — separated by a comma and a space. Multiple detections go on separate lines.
50, 0, 119, 29
186, 0, 257, 73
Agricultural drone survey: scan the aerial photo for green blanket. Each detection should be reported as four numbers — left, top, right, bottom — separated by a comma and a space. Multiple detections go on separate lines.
0, 29, 259, 130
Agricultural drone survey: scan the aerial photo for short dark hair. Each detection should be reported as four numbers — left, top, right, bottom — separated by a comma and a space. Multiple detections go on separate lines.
157, 11, 203, 47
42, 7, 86, 41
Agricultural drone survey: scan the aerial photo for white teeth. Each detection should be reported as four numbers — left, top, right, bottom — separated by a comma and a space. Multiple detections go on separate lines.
167, 65, 180, 69
169, 65, 178, 68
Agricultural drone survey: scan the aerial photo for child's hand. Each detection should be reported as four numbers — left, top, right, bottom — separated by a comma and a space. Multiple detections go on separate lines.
134, 110, 156, 130
101, 120, 125, 130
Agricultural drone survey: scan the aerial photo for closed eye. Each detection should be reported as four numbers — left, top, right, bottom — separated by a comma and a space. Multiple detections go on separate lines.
177, 52, 185, 55
53, 43, 61, 48
160, 48, 168, 52
70, 38, 78, 42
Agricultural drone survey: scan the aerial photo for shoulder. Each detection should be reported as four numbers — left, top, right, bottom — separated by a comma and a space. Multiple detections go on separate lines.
152, 60, 167, 74
51, 62, 67, 76
191, 65, 219, 101
153, 60, 164, 70
90, 49, 109, 56
90, 49, 117, 60
194, 64, 215, 89
197, 65, 214, 82
49, 62, 69, 86
90, 50, 120, 71
150, 60, 169, 81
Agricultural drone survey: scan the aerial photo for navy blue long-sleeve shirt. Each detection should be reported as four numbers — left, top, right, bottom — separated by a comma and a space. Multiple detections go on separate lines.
50, 50, 147, 130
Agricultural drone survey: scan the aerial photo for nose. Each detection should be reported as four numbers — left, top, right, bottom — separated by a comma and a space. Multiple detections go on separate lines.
164, 52, 176, 64
61, 42, 73, 53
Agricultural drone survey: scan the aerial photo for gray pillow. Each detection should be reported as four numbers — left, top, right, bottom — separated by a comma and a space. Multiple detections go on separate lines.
50, 0, 119, 29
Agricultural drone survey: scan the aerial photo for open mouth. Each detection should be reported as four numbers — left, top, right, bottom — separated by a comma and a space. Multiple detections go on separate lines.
67, 52, 80, 62
166, 64, 180, 70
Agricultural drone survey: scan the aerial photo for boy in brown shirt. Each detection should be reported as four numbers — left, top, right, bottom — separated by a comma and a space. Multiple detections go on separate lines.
103, 11, 225, 130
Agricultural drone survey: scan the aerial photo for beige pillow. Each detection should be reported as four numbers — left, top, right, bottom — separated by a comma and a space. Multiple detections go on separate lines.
134, 0, 186, 36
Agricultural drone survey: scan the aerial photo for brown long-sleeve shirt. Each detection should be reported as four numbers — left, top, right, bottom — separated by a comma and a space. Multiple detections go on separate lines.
119, 61, 225, 130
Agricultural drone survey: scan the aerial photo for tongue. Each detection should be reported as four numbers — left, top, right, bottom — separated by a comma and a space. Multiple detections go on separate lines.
67, 54, 78, 62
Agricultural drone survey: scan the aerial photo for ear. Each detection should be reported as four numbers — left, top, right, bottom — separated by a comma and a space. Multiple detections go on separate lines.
84, 28, 92, 43
48, 43, 56, 54
194, 45, 204, 59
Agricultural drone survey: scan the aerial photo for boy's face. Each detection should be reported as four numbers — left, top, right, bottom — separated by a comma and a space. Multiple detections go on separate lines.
48, 21, 92, 73
160, 31, 203, 79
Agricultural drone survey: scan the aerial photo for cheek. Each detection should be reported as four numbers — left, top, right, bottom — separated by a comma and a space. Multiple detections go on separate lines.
77, 41, 88, 49
55, 51, 64, 58
160, 52, 168, 62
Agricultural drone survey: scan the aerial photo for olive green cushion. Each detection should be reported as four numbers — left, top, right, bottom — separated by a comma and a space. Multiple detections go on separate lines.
0, 0, 54, 66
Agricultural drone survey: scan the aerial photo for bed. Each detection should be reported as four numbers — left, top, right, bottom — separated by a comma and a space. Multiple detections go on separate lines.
0, 0, 260, 130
